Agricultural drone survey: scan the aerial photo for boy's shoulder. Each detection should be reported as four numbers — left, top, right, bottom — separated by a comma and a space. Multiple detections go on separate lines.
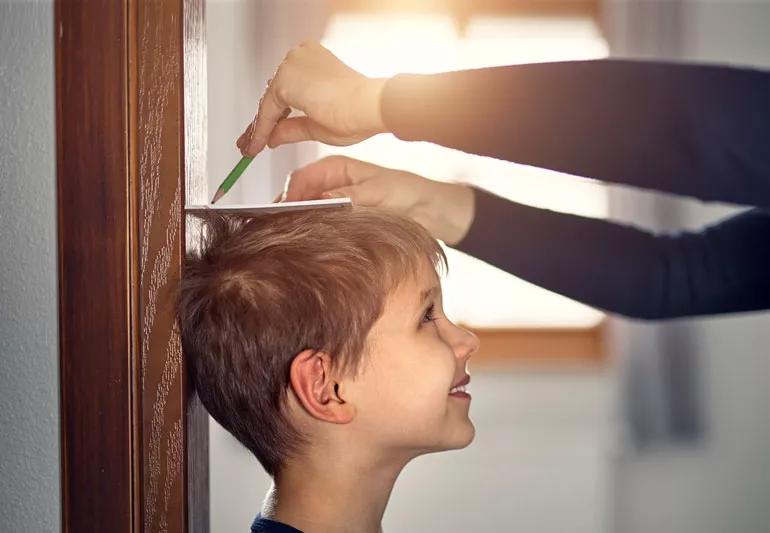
251, 513, 304, 533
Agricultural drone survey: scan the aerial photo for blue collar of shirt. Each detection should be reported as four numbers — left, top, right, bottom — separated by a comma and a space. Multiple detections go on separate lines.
251, 513, 303, 533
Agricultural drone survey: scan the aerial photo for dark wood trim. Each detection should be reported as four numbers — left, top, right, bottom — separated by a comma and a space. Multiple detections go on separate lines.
57, 0, 207, 531
56, 1, 133, 530
464, 323, 606, 366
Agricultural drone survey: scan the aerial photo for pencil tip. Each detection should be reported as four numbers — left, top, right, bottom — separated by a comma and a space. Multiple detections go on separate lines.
211, 188, 225, 204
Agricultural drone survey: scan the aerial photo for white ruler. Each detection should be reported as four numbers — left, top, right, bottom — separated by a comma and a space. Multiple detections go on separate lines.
185, 197, 352, 215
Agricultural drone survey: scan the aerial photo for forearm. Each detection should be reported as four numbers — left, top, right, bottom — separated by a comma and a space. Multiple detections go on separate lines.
380, 60, 770, 207
454, 188, 770, 319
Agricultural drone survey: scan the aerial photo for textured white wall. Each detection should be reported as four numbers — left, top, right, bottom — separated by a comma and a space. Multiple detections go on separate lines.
0, 1, 60, 531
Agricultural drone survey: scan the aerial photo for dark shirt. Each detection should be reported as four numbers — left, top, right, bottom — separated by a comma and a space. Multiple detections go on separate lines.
251, 513, 303, 533
381, 60, 770, 319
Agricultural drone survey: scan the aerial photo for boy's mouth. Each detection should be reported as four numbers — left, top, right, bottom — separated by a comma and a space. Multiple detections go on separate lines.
449, 374, 471, 397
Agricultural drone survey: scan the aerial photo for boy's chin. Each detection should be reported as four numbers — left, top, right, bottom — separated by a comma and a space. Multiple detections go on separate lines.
448, 418, 475, 447
422, 422, 476, 454
452, 423, 476, 449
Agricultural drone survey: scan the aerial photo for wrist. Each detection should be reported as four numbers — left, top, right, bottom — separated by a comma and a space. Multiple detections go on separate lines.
412, 180, 475, 246
441, 183, 475, 246
361, 77, 389, 135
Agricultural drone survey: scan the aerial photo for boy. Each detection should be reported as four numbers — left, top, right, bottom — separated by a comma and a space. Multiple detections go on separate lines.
176, 206, 479, 533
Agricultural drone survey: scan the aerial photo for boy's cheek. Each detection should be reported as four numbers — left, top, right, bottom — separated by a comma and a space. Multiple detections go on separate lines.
356, 335, 454, 407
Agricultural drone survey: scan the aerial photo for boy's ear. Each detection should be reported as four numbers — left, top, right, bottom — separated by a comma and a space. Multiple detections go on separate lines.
289, 349, 355, 424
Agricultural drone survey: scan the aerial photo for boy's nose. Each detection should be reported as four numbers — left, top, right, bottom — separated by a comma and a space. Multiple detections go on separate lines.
450, 324, 480, 361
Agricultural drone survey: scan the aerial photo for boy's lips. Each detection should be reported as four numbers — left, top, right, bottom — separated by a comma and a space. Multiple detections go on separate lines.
450, 374, 470, 389
449, 374, 471, 399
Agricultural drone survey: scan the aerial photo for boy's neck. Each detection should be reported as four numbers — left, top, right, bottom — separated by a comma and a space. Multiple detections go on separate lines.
262, 449, 409, 533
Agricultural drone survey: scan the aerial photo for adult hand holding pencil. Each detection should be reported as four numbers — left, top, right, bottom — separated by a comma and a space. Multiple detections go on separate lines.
234, 42, 387, 157
211, 42, 386, 204
213, 41, 386, 204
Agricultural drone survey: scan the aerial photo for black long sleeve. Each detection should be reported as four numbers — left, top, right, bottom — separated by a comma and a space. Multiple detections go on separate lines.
459, 188, 770, 319
381, 60, 770, 206
380, 60, 770, 318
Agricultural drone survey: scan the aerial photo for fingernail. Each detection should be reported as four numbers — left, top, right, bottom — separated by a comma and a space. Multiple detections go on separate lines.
322, 190, 344, 199
241, 116, 254, 139
246, 133, 264, 154
238, 122, 253, 148
279, 174, 291, 202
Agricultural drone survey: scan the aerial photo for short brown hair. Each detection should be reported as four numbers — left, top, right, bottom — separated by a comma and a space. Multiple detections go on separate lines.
176, 206, 446, 477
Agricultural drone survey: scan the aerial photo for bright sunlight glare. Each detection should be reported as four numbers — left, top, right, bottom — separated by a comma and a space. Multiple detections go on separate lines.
320, 13, 609, 328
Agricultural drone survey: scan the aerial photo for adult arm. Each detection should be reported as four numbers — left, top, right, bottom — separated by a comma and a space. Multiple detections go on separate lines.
381, 60, 770, 207
456, 187, 770, 319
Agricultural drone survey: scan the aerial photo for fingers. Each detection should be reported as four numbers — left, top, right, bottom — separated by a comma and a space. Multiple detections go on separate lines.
284, 156, 350, 201
267, 116, 331, 148
284, 156, 379, 201
239, 42, 319, 156
321, 181, 385, 207
320, 187, 353, 200
236, 118, 257, 152
240, 91, 280, 157
238, 40, 374, 157
240, 72, 294, 157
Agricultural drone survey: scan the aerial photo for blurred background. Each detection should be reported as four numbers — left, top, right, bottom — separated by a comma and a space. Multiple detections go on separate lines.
205, 1, 770, 532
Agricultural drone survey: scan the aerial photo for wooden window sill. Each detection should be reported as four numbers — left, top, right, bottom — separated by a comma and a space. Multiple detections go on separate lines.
461, 322, 606, 367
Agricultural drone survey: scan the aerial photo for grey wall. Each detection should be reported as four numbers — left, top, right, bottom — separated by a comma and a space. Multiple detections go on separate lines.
206, 0, 329, 204
603, 1, 770, 532
0, 1, 60, 531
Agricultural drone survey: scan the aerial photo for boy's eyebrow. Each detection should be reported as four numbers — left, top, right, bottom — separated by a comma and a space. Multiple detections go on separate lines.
417, 286, 440, 308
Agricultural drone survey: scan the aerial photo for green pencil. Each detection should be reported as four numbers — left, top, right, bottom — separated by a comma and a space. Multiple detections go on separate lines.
211, 155, 254, 204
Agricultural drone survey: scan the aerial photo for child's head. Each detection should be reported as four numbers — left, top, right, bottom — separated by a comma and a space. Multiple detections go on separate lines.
177, 206, 478, 478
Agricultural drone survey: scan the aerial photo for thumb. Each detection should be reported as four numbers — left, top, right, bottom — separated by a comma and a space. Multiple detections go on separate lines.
284, 155, 378, 201
321, 187, 356, 202
267, 116, 335, 148
321, 181, 385, 208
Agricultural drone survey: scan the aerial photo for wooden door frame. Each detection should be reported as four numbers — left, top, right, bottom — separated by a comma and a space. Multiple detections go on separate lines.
56, 0, 208, 531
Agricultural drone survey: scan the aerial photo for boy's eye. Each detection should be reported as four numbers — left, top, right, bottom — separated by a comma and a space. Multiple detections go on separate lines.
421, 303, 437, 325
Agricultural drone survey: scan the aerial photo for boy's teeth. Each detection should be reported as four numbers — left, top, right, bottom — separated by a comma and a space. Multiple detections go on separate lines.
449, 385, 468, 394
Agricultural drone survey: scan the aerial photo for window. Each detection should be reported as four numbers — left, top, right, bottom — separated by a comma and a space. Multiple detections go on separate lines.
318, 13, 609, 333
